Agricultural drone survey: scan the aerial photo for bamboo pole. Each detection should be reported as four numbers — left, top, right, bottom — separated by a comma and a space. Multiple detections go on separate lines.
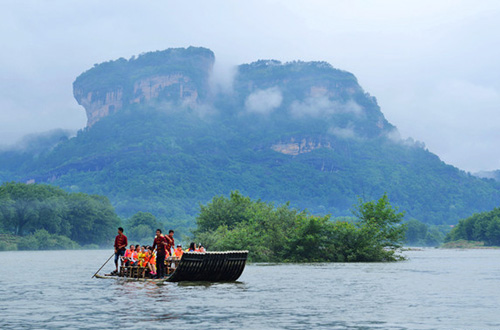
92, 252, 115, 278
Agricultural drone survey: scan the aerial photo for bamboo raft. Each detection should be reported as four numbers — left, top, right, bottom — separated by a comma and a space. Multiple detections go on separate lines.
97, 251, 248, 282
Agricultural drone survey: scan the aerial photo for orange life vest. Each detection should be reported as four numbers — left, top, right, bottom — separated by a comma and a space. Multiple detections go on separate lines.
124, 249, 132, 259
174, 248, 184, 257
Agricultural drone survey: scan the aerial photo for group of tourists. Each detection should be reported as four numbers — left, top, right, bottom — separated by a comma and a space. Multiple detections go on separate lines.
113, 227, 206, 279
121, 244, 158, 276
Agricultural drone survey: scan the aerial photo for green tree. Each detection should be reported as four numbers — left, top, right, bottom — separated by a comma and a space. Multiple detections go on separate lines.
65, 193, 120, 245
0, 182, 66, 235
424, 228, 444, 246
446, 208, 500, 246
485, 216, 500, 245
352, 193, 406, 260
283, 215, 335, 262
353, 193, 406, 247
194, 191, 406, 262
127, 211, 161, 243
196, 191, 254, 233
405, 219, 428, 245
18, 229, 79, 250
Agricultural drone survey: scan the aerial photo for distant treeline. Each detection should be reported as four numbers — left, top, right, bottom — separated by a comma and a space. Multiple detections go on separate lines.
445, 207, 500, 246
404, 219, 449, 247
0, 182, 190, 251
0, 182, 119, 250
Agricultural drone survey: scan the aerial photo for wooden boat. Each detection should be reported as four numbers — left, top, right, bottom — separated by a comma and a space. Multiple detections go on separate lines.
96, 251, 248, 282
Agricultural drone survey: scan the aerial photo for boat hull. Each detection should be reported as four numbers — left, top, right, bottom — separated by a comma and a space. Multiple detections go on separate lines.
168, 251, 248, 282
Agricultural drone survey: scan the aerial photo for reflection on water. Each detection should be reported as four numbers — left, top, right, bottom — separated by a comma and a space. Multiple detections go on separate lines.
1, 249, 500, 329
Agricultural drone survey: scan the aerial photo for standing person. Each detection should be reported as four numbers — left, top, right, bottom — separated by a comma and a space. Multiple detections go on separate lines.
152, 229, 167, 278
113, 227, 128, 274
167, 230, 175, 256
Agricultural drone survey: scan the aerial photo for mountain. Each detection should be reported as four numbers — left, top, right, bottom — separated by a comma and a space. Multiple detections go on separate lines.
1, 47, 499, 226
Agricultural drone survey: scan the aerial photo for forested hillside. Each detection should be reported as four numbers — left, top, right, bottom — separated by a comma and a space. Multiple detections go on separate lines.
1, 47, 499, 228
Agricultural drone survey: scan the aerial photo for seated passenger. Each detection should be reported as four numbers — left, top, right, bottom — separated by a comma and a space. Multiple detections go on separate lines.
122, 244, 133, 265
188, 242, 197, 252
198, 244, 206, 252
144, 246, 156, 276
174, 244, 184, 258
137, 246, 146, 267
123, 244, 138, 266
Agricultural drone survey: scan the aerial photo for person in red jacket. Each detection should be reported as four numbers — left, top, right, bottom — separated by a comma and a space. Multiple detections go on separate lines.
167, 229, 175, 255
152, 229, 168, 278
113, 227, 128, 274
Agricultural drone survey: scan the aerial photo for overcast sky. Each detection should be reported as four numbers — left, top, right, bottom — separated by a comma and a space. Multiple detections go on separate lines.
1, 0, 500, 172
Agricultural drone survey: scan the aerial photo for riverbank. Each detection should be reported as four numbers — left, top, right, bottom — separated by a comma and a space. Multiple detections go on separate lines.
0, 233, 99, 251
440, 239, 500, 249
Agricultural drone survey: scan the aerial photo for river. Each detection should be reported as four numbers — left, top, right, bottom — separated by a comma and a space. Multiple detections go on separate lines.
1, 248, 499, 329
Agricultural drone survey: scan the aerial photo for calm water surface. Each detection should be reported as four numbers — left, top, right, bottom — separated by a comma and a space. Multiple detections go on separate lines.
1, 249, 499, 329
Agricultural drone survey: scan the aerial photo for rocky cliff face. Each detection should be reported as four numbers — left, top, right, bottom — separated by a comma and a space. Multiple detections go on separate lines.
73, 89, 124, 127
73, 47, 214, 127
271, 137, 332, 156
74, 74, 199, 127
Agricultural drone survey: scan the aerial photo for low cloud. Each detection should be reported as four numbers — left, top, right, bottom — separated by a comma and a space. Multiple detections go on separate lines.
384, 128, 425, 148
190, 102, 218, 118
157, 99, 218, 119
1, 129, 75, 153
327, 121, 362, 140
290, 97, 363, 118
245, 87, 283, 114
328, 125, 357, 139
209, 60, 237, 95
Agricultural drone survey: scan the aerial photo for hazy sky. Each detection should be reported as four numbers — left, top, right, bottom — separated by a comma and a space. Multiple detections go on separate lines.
2, 0, 500, 172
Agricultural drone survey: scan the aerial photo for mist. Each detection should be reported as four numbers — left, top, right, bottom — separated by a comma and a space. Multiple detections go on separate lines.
0, 129, 75, 153
245, 87, 283, 114
290, 97, 363, 118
